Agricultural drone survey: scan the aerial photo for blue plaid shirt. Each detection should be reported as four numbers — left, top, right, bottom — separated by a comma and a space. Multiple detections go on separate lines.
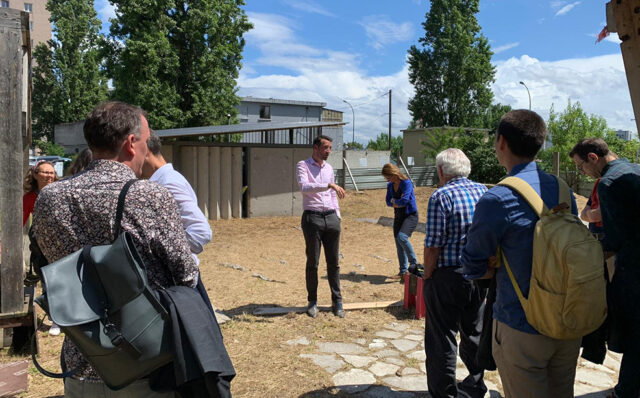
425, 177, 487, 267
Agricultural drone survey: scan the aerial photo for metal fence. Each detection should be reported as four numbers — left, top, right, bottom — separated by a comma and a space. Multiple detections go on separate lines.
335, 165, 437, 190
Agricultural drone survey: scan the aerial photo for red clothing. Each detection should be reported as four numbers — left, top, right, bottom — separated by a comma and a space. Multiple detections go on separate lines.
23, 191, 37, 227
589, 179, 603, 228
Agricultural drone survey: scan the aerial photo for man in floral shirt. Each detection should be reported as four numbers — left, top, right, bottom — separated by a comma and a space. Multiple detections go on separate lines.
34, 101, 197, 397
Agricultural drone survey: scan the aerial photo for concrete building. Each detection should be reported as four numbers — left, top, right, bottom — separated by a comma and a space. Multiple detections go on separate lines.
616, 129, 634, 141
1, 0, 50, 49
237, 97, 344, 150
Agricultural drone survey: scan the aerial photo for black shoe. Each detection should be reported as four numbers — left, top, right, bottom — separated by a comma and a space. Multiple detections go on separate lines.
306, 302, 318, 318
332, 302, 345, 318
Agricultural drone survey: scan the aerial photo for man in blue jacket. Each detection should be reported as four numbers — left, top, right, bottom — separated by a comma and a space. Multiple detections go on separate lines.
461, 110, 580, 398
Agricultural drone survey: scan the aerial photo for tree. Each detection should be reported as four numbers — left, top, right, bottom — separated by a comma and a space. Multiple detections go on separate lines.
538, 100, 613, 188
32, 0, 108, 143
407, 0, 495, 128
107, 0, 252, 129
344, 141, 364, 150
366, 133, 403, 159
422, 128, 505, 184
604, 130, 640, 162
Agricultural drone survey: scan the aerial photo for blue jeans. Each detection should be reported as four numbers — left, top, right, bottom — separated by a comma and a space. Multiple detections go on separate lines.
395, 232, 417, 273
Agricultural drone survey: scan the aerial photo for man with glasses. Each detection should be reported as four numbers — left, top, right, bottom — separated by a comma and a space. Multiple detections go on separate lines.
570, 138, 639, 398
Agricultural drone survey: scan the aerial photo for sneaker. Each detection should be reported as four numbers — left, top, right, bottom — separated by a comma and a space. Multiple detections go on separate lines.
332, 301, 345, 318
49, 323, 61, 336
306, 302, 318, 318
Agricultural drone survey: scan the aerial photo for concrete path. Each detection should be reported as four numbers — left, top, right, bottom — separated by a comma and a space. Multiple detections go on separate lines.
289, 321, 620, 397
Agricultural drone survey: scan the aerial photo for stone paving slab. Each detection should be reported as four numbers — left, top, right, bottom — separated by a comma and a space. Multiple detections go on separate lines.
295, 320, 621, 397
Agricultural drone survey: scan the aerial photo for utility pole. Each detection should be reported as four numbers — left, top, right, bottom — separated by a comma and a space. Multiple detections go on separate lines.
388, 89, 392, 150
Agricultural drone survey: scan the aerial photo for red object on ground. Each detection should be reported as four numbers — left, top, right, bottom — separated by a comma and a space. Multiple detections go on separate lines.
403, 273, 425, 320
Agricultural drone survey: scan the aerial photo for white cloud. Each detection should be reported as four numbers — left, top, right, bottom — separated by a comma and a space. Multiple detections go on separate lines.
360, 15, 414, 50
281, 0, 335, 17
94, 0, 116, 28
555, 1, 581, 17
492, 54, 635, 131
493, 42, 520, 54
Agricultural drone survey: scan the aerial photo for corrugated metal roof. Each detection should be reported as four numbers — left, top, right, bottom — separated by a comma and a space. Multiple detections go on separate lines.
241, 96, 326, 107
156, 121, 347, 138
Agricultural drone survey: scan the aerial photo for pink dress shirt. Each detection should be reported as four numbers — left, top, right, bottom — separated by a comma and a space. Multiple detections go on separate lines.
296, 157, 341, 218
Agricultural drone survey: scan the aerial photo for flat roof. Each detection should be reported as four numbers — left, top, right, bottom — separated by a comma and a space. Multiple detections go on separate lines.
156, 121, 347, 138
240, 96, 326, 107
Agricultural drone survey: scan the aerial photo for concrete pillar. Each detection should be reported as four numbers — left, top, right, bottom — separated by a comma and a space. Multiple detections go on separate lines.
197, 147, 209, 218
208, 147, 221, 220
220, 147, 232, 219
180, 146, 197, 188
231, 147, 243, 218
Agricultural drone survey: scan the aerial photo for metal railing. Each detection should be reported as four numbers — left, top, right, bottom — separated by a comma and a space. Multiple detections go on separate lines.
335, 165, 437, 190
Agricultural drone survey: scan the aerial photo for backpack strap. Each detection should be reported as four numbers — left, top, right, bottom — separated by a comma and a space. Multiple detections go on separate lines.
498, 176, 547, 217
554, 175, 572, 209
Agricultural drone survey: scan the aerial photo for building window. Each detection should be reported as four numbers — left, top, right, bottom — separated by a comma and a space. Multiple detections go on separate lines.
30, 21, 33, 31
24, 2, 32, 12
259, 105, 271, 120
1, 1, 9, 8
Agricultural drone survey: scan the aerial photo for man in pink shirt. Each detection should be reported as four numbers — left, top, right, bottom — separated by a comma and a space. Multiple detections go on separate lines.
297, 135, 346, 318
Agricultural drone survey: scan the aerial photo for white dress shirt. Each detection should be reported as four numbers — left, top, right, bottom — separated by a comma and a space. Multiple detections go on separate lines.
151, 163, 212, 265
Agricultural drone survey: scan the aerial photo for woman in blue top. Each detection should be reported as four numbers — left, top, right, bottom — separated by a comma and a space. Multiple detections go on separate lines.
382, 163, 419, 281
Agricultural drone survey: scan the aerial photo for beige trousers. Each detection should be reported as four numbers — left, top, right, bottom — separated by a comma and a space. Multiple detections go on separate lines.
492, 319, 581, 398
65, 378, 177, 398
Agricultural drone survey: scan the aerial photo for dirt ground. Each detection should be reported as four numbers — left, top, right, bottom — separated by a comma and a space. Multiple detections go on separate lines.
1, 186, 588, 397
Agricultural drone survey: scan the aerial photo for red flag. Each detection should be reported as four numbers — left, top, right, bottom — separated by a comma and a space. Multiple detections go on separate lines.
596, 26, 610, 44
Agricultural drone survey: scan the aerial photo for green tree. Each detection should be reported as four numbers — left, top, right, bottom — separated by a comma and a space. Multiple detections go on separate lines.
35, 140, 66, 157
366, 133, 403, 159
407, 0, 495, 128
32, 0, 108, 142
604, 130, 640, 163
481, 103, 512, 133
538, 100, 612, 188
422, 128, 505, 184
107, 0, 252, 129
344, 141, 364, 150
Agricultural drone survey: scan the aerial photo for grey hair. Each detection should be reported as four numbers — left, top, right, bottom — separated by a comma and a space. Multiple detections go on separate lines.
435, 148, 471, 178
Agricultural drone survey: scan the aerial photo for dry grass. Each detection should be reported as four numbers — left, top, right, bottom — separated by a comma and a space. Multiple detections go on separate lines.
1, 186, 588, 397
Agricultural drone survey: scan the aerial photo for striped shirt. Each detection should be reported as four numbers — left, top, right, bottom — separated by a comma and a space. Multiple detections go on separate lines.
425, 177, 487, 267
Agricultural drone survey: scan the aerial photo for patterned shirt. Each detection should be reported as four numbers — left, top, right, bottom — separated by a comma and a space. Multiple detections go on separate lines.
33, 159, 198, 381
296, 157, 341, 218
424, 177, 487, 267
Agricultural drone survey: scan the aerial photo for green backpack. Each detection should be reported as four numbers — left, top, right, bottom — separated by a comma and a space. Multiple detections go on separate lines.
498, 176, 607, 340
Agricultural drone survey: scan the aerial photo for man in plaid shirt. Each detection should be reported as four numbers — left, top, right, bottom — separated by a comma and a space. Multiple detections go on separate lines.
423, 148, 488, 398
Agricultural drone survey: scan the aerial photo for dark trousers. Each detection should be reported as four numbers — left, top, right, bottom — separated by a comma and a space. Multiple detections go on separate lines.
611, 269, 640, 398
301, 211, 341, 303
424, 267, 488, 398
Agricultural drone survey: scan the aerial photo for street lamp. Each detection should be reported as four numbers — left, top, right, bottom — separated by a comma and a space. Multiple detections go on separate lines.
343, 99, 355, 145
519, 81, 531, 110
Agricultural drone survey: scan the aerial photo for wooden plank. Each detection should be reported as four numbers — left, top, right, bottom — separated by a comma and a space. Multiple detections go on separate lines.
613, 0, 640, 137
0, 8, 26, 313
253, 300, 403, 316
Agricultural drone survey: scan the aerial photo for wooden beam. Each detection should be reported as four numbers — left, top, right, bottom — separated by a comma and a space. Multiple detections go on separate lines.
253, 300, 403, 316
611, 0, 640, 138
0, 8, 27, 313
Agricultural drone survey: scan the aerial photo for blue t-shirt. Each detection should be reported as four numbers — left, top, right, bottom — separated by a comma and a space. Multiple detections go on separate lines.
461, 161, 577, 334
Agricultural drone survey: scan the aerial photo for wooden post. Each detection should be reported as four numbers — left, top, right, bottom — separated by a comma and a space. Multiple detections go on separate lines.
609, 0, 640, 137
552, 151, 560, 177
0, 9, 28, 314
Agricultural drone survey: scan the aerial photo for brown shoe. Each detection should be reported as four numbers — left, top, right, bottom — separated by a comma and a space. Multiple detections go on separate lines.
398, 272, 408, 284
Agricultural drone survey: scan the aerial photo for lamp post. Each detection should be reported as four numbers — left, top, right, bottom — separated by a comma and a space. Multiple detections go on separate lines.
343, 99, 355, 145
519, 81, 531, 110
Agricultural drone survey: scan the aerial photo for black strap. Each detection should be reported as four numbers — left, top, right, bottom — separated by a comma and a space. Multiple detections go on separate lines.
31, 333, 79, 379
114, 179, 138, 240
81, 246, 142, 359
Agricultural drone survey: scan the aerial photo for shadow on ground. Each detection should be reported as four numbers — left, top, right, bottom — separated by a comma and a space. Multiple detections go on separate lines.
575, 390, 613, 398
323, 273, 397, 285
298, 385, 428, 397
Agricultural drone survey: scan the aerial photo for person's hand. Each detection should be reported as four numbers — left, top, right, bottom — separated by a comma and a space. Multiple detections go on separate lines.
329, 183, 346, 199
488, 255, 498, 268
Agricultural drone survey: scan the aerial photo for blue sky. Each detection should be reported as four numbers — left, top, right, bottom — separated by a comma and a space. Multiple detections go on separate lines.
95, 0, 633, 143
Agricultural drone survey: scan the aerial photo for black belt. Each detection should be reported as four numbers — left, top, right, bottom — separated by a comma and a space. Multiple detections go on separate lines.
304, 209, 336, 216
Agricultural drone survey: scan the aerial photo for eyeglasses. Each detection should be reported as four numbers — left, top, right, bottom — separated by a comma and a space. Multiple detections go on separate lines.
37, 171, 56, 176
576, 160, 586, 172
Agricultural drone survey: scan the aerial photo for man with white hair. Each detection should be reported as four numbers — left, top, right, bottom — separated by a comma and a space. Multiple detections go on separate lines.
423, 148, 488, 398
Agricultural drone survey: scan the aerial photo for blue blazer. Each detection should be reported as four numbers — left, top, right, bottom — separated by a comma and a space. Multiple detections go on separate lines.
385, 179, 418, 215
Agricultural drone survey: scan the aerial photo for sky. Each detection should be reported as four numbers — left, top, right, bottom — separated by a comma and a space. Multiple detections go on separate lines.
94, 0, 634, 144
